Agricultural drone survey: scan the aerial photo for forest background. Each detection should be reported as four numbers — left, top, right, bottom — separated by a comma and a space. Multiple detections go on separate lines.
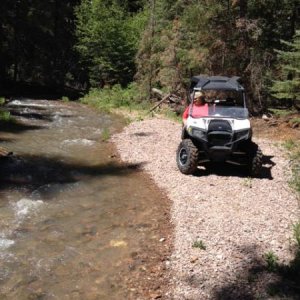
0, 0, 299, 114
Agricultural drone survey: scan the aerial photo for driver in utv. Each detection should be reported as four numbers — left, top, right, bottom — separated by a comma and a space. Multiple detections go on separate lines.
182, 91, 208, 126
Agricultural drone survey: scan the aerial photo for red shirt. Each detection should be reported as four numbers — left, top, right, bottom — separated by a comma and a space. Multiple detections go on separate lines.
182, 103, 209, 121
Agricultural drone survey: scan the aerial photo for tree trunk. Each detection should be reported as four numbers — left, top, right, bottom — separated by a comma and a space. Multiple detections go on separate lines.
239, 0, 247, 18
13, 0, 20, 83
148, 0, 156, 100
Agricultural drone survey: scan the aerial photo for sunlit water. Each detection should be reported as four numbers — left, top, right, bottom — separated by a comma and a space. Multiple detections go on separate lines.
0, 99, 165, 299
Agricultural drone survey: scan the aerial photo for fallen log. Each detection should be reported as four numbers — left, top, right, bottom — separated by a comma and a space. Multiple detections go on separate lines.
149, 93, 172, 112
151, 88, 164, 98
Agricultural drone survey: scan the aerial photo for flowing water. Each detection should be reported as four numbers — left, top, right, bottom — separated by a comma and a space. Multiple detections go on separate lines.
0, 99, 168, 299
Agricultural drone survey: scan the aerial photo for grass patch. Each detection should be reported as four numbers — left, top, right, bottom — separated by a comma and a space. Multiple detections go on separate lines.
80, 83, 184, 124
268, 108, 297, 118
283, 139, 296, 151
283, 139, 300, 193
101, 128, 110, 141
162, 109, 182, 123
242, 177, 253, 188
0, 110, 11, 122
192, 240, 206, 250
264, 223, 300, 297
294, 222, 300, 248
80, 83, 150, 113
62, 96, 70, 102
289, 117, 300, 127
264, 251, 279, 272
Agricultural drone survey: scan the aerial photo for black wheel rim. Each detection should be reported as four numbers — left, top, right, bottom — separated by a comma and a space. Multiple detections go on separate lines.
179, 148, 188, 166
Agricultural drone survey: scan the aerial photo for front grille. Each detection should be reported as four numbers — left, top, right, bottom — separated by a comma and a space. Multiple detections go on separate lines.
207, 120, 232, 146
208, 132, 232, 146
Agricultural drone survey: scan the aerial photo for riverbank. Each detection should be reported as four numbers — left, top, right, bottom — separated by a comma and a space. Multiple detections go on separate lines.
112, 115, 300, 299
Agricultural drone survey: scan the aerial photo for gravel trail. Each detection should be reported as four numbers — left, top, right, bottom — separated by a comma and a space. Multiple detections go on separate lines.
112, 117, 299, 299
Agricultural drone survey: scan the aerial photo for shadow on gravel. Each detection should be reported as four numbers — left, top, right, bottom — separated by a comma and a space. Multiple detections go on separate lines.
211, 244, 300, 300
0, 154, 145, 198
194, 154, 275, 179
133, 132, 154, 137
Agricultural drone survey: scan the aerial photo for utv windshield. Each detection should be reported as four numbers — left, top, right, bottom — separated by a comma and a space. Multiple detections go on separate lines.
189, 89, 248, 119
189, 104, 248, 119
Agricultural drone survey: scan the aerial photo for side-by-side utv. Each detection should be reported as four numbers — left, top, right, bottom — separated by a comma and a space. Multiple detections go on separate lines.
176, 76, 263, 176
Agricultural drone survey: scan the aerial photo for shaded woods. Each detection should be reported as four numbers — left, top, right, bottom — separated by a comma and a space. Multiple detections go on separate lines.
0, 0, 299, 110
0, 0, 83, 98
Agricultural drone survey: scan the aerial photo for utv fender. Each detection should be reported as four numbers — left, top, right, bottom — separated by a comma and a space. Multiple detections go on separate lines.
181, 127, 189, 140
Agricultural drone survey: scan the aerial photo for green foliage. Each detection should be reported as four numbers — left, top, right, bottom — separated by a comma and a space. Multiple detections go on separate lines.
242, 177, 253, 188
75, 0, 147, 87
80, 83, 150, 112
283, 139, 300, 193
0, 97, 5, 105
291, 158, 300, 194
264, 224, 300, 297
62, 96, 70, 102
0, 110, 11, 122
289, 117, 300, 126
268, 108, 296, 118
101, 128, 110, 141
271, 31, 300, 107
136, 0, 298, 111
264, 251, 279, 272
283, 139, 296, 151
294, 222, 300, 248
163, 109, 181, 123
192, 240, 206, 250
0, 0, 298, 114
0, 0, 81, 87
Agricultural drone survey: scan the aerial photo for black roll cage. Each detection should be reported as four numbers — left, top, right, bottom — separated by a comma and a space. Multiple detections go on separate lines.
187, 76, 247, 108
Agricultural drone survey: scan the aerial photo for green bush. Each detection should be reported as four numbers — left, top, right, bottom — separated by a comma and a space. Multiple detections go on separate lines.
283, 139, 300, 194
0, 110, 11, 122
290, 145, 300, 193
101, 127, 110, 141
80, 83, 149, 112
264, 251, 279, 272
192, 240, 206, 250
62, 96, 70, 102
268, 108, 297, 118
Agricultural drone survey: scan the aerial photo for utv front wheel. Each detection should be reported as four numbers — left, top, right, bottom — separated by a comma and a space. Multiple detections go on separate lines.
248, 142, 263, 177
176, 139, 199, 175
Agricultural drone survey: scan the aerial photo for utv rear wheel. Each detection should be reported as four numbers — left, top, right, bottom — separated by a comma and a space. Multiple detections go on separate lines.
248, 142, 263, 177
176, 139, 199, 175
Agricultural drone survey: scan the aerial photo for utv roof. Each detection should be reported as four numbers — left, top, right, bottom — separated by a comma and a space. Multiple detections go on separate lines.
191, 76, 245, 91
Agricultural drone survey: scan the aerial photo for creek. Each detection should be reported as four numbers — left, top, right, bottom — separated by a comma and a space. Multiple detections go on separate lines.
0, 99, 168, 299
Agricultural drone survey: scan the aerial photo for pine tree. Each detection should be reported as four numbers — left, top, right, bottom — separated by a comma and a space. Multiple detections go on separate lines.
75, 0, 146, 87
271, 30, 300, 110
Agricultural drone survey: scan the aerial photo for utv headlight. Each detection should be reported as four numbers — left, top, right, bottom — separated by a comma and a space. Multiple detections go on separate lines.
235, 129, 249, 140
192, 128, 206, 139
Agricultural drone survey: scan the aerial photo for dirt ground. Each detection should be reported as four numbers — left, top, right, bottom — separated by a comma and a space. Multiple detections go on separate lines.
251, 115, 300, 141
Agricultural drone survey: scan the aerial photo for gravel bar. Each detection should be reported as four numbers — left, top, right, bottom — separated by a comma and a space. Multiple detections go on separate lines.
112, 117, 300, 299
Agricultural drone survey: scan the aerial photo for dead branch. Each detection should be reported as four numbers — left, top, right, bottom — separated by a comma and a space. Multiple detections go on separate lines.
151, 88, 164, 99
149, 93, 172, 112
